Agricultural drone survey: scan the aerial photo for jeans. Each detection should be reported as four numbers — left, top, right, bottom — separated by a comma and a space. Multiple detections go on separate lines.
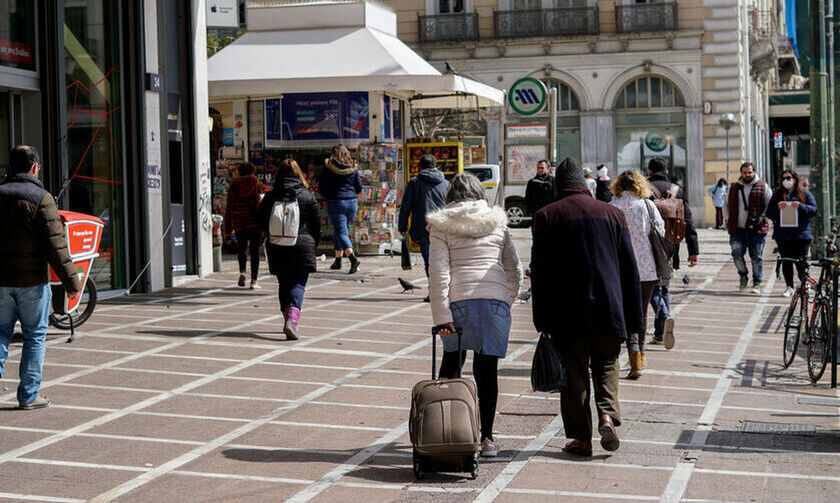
235, 228, 261, 281
416, 235, 431, 277
730, 229, 766, 283
0, 283, 52, 404
650, 285, 671, 337
327, 199, 358, 251
276, 273, 309, 311
439, 351, 499, 441
627, 281, 657, 353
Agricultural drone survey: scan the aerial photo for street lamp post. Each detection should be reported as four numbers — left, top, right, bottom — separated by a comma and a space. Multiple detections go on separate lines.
719, 113, 737, 183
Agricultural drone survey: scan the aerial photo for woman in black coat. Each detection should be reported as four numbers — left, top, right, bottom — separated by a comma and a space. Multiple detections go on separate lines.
257, 158, 321, 340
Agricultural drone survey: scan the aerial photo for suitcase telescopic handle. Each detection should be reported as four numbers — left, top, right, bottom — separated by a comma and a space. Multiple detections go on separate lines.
431, 326, 463, 379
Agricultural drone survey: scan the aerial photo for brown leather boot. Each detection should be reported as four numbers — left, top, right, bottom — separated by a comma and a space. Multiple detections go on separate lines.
627, 352, 642, 379
640, 351, 647, 369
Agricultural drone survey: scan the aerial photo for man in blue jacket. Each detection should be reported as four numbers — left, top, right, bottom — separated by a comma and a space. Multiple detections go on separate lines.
398, 155, 449, 299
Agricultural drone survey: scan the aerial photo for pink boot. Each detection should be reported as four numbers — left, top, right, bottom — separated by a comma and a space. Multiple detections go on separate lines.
284, 307, 300, 341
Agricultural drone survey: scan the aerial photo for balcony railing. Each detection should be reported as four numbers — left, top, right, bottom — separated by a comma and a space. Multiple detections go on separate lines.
748, 8, 777, 39
615, 3, 678, 33
418, 13, 479, 43
494, 7, 599, 39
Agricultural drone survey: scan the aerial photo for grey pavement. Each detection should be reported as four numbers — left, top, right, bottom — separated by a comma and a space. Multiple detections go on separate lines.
0, 228, 838, 502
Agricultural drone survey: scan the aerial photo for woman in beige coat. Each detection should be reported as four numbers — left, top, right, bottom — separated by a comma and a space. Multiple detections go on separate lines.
428, 173, 523, 458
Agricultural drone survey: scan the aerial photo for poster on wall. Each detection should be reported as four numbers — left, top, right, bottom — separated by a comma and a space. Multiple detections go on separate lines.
265, 99, 282, 141
506, 144, 547, 184
343, 92, 370, 139
279, 92, 369, 141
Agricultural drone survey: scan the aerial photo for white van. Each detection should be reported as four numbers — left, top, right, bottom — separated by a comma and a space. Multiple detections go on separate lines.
464, 164, 500, 207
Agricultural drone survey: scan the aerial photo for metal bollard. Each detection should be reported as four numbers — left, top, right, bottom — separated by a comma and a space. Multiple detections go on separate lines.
212, 214, 224, 272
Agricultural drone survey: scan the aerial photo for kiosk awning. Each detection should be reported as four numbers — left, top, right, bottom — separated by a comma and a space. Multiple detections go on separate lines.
208, 25, 503, 108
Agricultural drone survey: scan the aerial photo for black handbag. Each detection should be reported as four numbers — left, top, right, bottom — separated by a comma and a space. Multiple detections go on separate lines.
530, 332, 567, 393
645, 200, 674, 283
401, 238, 412, 270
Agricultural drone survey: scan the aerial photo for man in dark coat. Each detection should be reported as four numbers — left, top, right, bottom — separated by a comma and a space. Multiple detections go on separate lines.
524, 159, 554, 219
646, 157, 699, 348
0, 145, 81, 410
398, 154, 449, 282
531, 157, 643, 456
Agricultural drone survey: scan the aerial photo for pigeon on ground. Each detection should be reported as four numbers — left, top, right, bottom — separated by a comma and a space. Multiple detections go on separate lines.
517, 289, 532, 302
398, 277, 421, 293
682, 275, 690, 286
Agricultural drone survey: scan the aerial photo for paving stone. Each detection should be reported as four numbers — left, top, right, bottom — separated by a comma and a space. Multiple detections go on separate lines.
119, 473, 302, 502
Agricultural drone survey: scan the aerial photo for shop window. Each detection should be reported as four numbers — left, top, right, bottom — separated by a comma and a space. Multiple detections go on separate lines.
615, 76, 684, 110
0, 1, 36, 71
64, 1, 125, 291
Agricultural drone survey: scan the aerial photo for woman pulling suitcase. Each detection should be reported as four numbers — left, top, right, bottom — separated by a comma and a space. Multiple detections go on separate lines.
427, 173, 523, 457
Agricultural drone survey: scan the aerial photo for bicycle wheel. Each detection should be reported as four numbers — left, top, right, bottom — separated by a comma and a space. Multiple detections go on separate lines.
49, 280, 97, 330
782, 289, 805, 368
806, 300, 830, 382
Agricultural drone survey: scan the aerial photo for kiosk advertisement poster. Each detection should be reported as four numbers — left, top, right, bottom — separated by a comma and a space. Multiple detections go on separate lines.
279, 92, 369, 141
506, 144, 547, 184
265, 99, 282, 141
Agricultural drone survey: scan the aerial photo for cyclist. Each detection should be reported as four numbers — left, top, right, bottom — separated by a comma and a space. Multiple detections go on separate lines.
765, 170, 818, 297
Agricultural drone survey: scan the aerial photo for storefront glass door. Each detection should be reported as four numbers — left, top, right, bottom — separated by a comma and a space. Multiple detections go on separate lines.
64, 1, 125, 291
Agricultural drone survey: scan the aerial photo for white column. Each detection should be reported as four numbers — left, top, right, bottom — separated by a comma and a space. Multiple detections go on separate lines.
144, 0, 165, 291
191, 0, 213, 277
686, 107, 705, 226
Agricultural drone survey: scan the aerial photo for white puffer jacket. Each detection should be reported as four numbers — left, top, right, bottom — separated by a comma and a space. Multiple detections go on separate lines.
427, 199, 523, 325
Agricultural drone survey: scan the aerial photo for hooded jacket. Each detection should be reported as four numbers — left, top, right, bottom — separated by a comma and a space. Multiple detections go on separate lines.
0, 174, 81, 290
257, 177, 321, 274
318, 158, 363, 201
398, 168, 449, 243
531, 185, 643, 342
427, 199, 523, 325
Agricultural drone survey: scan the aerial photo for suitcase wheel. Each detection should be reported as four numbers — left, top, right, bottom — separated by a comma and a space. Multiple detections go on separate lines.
412, 452, 425, 480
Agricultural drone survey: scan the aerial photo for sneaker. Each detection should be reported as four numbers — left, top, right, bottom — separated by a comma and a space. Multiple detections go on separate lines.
782, 287, 795, 298
738, 276, 749, 292
19, 394, 51, 410
480, 438, 499, 457
751, 283, 761, 295
237, 274, 246, 287
663, 317, 675, 350
250, 280, 261, 290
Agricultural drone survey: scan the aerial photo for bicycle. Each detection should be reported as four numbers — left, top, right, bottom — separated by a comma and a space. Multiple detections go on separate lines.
780, 257, 814, 368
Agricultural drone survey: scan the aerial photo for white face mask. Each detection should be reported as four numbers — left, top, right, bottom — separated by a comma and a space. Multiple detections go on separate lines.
782, 179, 794, 190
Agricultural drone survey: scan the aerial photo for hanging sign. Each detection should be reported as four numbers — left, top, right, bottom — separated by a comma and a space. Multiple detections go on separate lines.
508, 78, 547, 116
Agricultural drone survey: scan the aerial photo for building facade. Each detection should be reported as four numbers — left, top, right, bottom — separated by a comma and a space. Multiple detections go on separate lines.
385, 0, 790, 224
0, 0, 212, 294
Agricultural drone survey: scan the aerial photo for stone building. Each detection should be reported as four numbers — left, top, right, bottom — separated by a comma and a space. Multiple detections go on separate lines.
385, 0, 791, 224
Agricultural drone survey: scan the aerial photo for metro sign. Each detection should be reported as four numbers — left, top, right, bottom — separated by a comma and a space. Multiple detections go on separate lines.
508, 77, 547, 116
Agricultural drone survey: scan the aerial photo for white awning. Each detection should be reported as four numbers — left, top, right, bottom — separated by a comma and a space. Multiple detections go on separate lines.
207, 26, 503, 108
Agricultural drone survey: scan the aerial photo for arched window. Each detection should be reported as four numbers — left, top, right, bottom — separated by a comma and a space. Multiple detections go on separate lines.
543, 79, 580, 111
614, 76, 684, 109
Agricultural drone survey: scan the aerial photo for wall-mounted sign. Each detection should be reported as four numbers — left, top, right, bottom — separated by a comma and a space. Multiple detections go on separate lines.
508, 77, 547, 116
644, 131, 668, 152
507, 124, 548, 139
206, 0, 239, 28
774, 131, 784, 149
145, 73, 163, 92
0, 39, 33, 65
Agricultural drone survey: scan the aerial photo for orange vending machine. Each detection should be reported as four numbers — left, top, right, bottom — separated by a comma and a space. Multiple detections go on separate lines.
49, 211, 104, 327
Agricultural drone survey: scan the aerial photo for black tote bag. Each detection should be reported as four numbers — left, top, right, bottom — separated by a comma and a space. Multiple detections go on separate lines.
531, 332, 567, 393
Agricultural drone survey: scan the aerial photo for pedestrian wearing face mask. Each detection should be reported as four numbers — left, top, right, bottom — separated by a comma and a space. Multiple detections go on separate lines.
764, 170, 818, 297
723, 162, 772, 293
595, 165, 612, 203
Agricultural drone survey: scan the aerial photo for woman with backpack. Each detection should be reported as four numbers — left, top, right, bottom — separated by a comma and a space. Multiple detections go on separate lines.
708, 178, 728, 229
319, 144, 363, 273
764, 169, 818, 297
609, 169, 666, 379
427, 173, 523, 458
257, 159, 321, 340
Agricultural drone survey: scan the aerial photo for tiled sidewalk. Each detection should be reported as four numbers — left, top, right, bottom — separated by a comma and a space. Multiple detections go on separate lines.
0, 229, 838, 502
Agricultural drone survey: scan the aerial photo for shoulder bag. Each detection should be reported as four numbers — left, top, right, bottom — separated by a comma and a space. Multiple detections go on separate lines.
645, 200, 674, 283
